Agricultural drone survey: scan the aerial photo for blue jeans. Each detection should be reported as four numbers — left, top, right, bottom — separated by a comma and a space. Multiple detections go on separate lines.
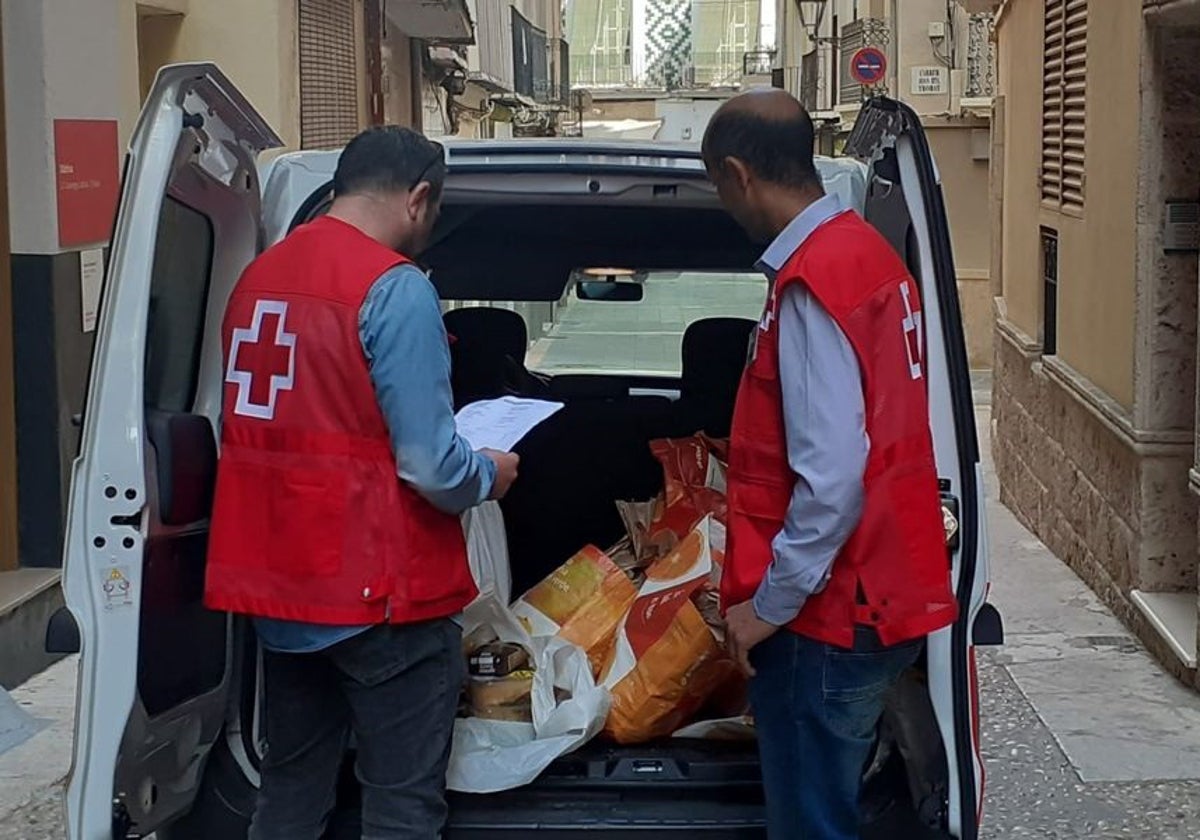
749, 630, 922, 840
250, 619, 464, 840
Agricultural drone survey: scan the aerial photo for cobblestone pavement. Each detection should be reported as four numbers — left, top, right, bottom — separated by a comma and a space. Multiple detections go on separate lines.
979, 649, 1200, 839
0, 788, 63, 840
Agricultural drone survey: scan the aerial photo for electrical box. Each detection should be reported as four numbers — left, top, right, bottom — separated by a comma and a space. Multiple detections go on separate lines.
1164, 201, 1200, 253
928, 21, 947, 39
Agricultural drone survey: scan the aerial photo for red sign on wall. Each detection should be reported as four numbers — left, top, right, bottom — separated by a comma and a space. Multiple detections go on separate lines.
53, 119, 121, 249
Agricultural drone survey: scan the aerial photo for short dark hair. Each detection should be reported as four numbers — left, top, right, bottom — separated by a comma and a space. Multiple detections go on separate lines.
702, 106, 820, 190
332, 126, 446, 198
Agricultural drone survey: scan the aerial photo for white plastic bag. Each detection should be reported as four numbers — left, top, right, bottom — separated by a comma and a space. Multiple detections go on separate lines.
447, 594, 611, 793
462, 500, 511, 606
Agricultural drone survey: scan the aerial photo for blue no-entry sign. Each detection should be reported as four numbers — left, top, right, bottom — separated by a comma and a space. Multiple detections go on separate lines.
849, 47, 888, 86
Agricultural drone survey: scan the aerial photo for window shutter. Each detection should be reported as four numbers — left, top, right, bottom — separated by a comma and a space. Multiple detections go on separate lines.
299, 0, 361, 150
1061, 0, 1088, 211
1041, 0, 1086, 211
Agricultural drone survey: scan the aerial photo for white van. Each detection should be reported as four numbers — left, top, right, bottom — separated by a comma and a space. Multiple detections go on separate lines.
52, 64, 1003, 840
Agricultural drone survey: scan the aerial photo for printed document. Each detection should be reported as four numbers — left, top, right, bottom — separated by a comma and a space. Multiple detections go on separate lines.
455, 396, 564, 453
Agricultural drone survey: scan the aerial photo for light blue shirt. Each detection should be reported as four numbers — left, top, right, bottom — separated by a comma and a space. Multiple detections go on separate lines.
751, 194, 871, 626
255, 264, 496, 653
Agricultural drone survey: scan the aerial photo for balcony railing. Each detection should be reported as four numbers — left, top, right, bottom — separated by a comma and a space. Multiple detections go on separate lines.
570, 48, 774, 91
570, 53, 633, 88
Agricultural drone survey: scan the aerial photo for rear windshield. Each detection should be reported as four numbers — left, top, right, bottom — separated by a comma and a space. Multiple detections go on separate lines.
444, 270, 764, 377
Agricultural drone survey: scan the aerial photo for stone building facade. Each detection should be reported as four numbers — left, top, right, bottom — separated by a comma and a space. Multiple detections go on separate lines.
987, 0, 1200, 685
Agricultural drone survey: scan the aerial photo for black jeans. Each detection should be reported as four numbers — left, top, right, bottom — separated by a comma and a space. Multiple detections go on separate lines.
250, 619, 464, 840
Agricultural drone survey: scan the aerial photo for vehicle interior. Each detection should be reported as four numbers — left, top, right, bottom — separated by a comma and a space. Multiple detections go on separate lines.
129, 149, 960, 840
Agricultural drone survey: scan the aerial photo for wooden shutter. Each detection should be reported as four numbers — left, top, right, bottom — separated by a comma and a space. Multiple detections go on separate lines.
1060, 0, 1087, 210
1041, 0, 1086, 212
299, 0, 361, 150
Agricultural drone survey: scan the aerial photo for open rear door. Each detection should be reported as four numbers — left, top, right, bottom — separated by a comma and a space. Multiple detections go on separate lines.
62, 64, 280, 839
845, 98, 998, 840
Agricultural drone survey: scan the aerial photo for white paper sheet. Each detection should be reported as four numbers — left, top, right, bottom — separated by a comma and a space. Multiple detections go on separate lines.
79, 249, 103, 333
454, 396, 564, 453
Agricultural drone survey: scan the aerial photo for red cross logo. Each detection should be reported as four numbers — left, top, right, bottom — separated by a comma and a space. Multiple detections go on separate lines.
225, 299, 297, 420
899, 281, 924, 381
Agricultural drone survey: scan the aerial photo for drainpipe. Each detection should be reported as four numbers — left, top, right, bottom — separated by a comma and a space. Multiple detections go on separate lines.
891, 0, 900, 98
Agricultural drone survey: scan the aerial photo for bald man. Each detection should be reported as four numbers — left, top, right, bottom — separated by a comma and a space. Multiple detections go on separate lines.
703, 91, 957, 839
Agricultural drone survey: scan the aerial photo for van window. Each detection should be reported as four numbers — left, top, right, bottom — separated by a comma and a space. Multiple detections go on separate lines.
446, 270, 765, 376
144, 198, 215, 411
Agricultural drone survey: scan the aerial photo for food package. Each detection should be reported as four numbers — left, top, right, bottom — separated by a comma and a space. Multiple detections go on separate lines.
450, 594, 611, 793
693, 517, 727, 639
615, 499, 675, 567
469, 642, 530, 677
600, 517, 743, 744
468, 670, 535, 722
513, 545, 639, 678
605, 536, 647, 587
647, 436, 730, 547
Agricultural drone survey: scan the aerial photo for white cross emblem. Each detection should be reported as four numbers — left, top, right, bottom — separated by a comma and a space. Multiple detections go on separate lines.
225, 299, 297, 420
899, 281, 924, 381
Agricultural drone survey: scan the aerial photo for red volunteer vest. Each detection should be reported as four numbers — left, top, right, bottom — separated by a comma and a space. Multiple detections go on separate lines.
722, 210, 958, 649
204, 216, 475, 625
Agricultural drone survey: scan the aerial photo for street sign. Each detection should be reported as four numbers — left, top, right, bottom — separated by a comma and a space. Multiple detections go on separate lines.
849, 47, 888, 86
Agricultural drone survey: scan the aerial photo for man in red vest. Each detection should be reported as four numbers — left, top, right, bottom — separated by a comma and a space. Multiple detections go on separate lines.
204, 127, 519, 838
702, 91, 958, 839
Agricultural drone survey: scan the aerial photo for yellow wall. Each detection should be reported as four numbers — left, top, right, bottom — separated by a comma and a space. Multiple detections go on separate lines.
928, 123, 993, 368
1048, 2, 1140, 408
137, 13, 183, 101
997, 0, 1141, 408
996, 0, 1043, 340
127, 0, 301, 149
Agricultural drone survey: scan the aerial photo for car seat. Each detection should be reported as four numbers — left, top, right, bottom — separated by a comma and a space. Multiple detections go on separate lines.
671, 317, 756, 438
444, 306, 549, 409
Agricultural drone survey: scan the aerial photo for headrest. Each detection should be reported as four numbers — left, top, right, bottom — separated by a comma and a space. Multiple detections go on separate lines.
443, 306, 528, 364
680, 317, 756, 396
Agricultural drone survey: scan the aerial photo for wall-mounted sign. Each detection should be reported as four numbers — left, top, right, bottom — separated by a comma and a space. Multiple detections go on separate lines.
912, 66, 949, 96
80, 248, 104, 333
53, 119, 120, 249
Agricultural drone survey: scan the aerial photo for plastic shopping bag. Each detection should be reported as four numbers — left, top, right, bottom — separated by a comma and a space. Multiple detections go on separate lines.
512, 545, 638, 677
448, 594, 611, 793
462, 500, 511, 606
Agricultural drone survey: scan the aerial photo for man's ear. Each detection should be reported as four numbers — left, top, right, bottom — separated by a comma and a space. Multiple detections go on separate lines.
407, 181, 432, 218
724, 157, 752, 190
